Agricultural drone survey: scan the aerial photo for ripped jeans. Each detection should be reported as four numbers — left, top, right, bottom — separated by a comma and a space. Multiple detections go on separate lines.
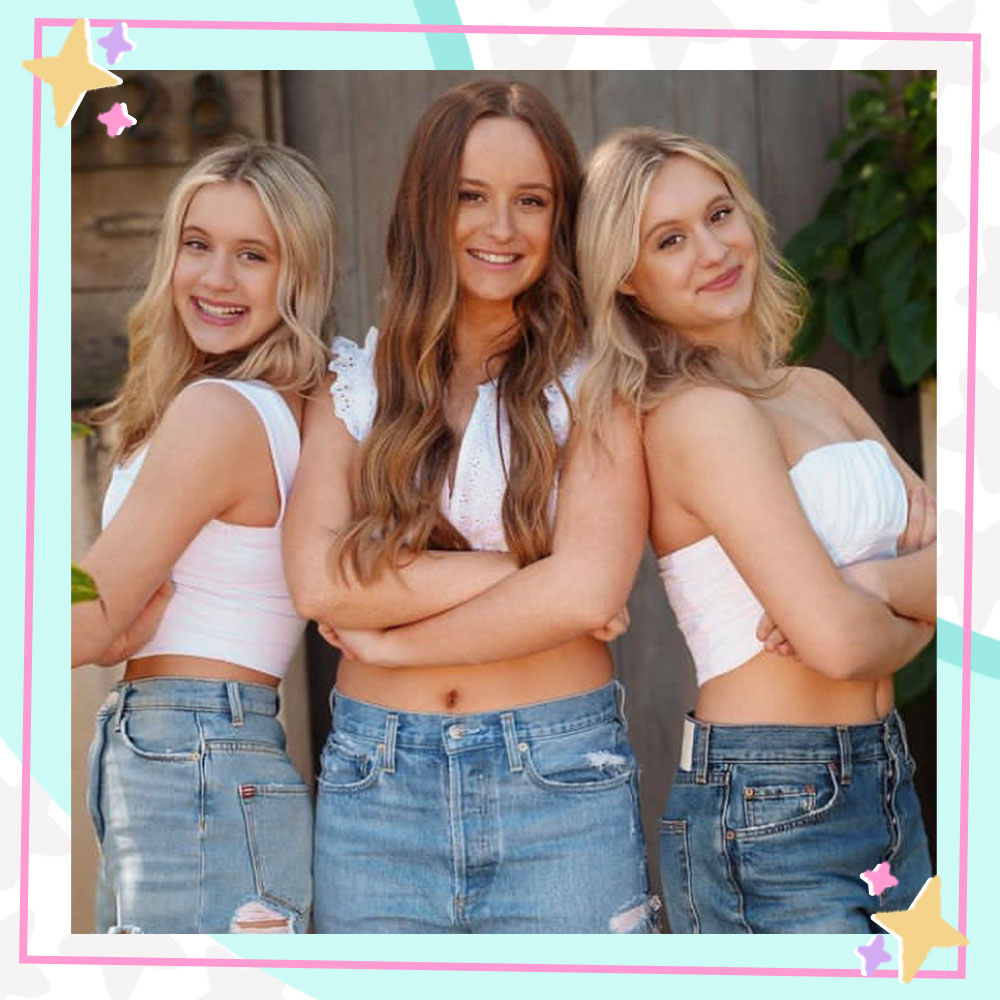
87, 678, 312, 933
313, 681, 657, 933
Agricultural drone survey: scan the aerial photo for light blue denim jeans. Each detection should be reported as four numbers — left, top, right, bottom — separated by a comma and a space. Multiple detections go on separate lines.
86, 678, 313, 933
659, 709, 931, 933
313, 682, 658, 933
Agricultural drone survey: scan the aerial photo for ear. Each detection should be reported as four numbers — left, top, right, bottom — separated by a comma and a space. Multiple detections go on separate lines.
618, 275, 637, 297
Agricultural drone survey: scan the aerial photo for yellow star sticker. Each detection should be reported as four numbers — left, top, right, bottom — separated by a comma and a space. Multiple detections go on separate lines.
22, 19, 122, 127
873, 875, 969, 983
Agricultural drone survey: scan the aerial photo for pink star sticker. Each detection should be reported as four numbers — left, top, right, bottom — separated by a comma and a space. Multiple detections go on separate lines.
96, 101, 136, 137
861, 861, 899, 897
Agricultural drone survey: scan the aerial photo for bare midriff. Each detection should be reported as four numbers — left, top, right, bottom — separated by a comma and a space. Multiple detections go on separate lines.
123, 654, 281, 688
335, 635, 613, 714
695, 651, 894, 726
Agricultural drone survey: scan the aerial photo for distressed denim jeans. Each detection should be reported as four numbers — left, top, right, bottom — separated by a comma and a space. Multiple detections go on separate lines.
659, 709, 931, 933
87, 678, 313, 933
313, 682, 658, 933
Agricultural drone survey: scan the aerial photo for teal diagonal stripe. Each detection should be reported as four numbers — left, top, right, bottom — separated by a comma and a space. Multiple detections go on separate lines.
415, 0, 474, 68
937, 618, 1000, 678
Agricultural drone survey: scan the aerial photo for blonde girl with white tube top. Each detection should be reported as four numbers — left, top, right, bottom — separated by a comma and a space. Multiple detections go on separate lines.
72, 142, 337, 933
575, 128, 936, 934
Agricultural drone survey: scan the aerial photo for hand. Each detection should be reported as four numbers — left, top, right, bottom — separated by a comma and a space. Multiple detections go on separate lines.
897, 483, 937, 554
94, 580, 174, 666
589, 605, 631, 643
317, 622, 393, 666
755, 610, 796, 657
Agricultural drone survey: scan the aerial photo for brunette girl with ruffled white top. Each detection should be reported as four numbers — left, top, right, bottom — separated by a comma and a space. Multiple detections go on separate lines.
574, 128, 936, 933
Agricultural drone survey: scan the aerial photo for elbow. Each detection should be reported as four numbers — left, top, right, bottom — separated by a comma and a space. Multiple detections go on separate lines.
800, 632, 880, 682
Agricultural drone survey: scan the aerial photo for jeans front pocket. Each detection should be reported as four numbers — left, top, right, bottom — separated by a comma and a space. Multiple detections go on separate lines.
238, 782, 313, 915
119, 709, 202, 761
659, 819, 699, 934
317, 730, 382, 793
521, 721, 635, 793
731, 762, 840, 836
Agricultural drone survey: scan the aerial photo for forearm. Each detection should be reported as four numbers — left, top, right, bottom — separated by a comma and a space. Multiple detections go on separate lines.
296, 546, 520, 629
851, 547, 935, 623
375, 553, 622, 667
71, 599, 118, 668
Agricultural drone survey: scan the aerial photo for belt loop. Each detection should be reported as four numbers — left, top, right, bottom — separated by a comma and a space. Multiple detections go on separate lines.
695, 721, 710, 785
226, 682, 244, 727
380, 713, 398, 774
112, 685, 128, 732
836, 725, 852, 785
892, 708, 912, 762
500, 712, 523, 773
613, 679, 629, 731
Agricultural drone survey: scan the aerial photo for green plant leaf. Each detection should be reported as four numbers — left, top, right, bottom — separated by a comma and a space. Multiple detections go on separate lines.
894, 644, 936, 706
71, 421, 93, 439
72, 564, 99, 604
847, 278, 883, 359
824, 283, 860, 355
863, 217, 920, 281
852, 173, 908, 243
886, 298, 935, 387
784, 216, 846, 280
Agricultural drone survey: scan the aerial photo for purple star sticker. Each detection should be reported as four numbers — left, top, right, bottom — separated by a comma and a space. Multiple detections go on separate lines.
97, 21, 136, 66
96, 102, 137, 138
854, 933, 892, 976
860, 861, 899, 897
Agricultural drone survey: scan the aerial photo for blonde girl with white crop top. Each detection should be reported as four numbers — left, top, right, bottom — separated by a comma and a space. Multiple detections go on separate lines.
284, 80, 657, 934
574, 128, 936, 933
72, 142, 337, 933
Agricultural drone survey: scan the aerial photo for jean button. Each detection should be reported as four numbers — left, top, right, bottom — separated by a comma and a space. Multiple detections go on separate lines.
448, 724, 464, 739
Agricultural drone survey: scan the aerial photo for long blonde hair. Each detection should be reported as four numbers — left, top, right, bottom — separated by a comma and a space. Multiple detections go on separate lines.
576, 128, 807, 434
97, 141, 338, 464
339, 80, 585, 582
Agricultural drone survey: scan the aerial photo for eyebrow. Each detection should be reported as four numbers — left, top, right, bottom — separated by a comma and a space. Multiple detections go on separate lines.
458, 176, 554, 194
180, 224, 276, 251
642, 193, 733, 244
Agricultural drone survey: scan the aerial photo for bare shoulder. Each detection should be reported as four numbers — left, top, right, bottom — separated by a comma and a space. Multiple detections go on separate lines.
787, 365, 853, 402
152, 381, 268, 455
644, 382, 765, 454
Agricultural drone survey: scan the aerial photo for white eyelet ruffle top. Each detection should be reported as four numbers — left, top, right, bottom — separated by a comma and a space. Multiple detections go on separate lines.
101, 379, 306, 679
328, 327, 585, 551
657, 439, 908, 687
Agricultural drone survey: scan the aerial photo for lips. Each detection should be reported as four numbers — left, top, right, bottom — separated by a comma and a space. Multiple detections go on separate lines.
192, 297, 248, 324
699, 266, 742, 292
467, 249, 521, 266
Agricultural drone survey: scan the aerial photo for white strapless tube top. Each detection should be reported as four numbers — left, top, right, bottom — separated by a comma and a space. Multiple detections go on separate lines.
657, 439, 908, 686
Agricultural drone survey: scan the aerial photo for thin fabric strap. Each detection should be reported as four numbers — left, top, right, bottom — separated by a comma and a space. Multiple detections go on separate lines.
328, 327, 379, 442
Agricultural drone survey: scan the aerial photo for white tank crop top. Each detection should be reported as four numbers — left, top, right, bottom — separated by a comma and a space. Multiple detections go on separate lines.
657, 439, 908, 687
101, 379, 305, 678
328, 327, 584, 551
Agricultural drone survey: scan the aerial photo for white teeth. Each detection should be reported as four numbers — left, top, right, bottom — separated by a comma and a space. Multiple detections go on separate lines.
196, 299, 246, 318
470, 250, 518, 264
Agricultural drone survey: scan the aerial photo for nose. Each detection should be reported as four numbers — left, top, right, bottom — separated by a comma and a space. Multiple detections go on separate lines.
693, 225, 727, 266
485, 201, 516, 242
201, 249, 236, 291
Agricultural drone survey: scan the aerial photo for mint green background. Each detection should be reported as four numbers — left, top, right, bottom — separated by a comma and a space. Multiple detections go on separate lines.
2, 4, 993, 996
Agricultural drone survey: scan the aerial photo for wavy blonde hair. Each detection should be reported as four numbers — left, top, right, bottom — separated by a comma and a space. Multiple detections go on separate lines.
97, 140, 338, 465
576, 128, 807, 434
339, 80, 585, 582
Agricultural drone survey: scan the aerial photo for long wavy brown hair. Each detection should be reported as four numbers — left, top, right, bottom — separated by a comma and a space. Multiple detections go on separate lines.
339, 80, 584, 582
95, 141, 338, 466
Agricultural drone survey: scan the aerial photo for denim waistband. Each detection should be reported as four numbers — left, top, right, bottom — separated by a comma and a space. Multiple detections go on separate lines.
679, 709, 911, 783
103, 677, 279, 724
331, 681, 623, 752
